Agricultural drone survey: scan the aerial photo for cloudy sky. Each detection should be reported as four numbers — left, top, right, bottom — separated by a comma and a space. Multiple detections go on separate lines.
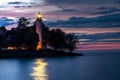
0, 0, 120, 51
0, 0, 120, 21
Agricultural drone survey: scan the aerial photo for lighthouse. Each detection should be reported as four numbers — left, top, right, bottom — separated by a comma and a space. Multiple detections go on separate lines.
36, 12, 44, 50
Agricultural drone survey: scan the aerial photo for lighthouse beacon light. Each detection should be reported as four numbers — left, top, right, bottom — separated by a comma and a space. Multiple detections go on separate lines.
37, 12, 42, 19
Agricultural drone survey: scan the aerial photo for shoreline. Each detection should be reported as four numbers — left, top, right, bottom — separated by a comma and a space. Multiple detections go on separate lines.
0, 49, 82, 58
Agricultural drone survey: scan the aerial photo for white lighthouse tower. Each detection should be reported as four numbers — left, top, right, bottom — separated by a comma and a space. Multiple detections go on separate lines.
36, 12, 43, 50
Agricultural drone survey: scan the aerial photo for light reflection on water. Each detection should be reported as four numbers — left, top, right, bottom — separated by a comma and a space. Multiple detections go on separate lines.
30, 59, 48, 80
0, 51, 120, 80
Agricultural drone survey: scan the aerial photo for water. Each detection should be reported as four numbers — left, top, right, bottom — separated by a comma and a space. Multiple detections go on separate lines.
0, 51, 120, 80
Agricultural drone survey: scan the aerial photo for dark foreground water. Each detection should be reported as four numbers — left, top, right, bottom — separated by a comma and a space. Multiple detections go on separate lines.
0, 50, 120, 80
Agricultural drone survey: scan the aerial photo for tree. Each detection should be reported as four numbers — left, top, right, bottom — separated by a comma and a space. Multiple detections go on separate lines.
48, 28, 78, 52
24, 31, 39, 50
0, 26, 7, 32
42, 23, 49, 49
65, 33, 78, 53
48, 29, 65, 51
17, 17, 29, 29
0, 26, 7, 48
0, 35, 3, 49
6, 28, 17, 48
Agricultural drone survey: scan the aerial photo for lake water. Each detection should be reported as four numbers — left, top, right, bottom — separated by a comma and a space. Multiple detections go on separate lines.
0, 50, 120, 80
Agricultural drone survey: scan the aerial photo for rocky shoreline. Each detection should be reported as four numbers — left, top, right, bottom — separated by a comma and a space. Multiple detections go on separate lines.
0, 49, 82, 58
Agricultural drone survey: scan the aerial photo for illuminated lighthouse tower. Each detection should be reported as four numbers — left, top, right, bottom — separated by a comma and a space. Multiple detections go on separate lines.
36, 12, 44, 50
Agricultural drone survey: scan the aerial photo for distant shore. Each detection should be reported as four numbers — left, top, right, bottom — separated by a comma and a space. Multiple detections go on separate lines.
0, 49, 82, 58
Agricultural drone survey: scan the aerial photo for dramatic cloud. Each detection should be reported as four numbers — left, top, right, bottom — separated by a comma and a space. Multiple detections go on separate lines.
98, 38, 120, 42
57, 9, 79, 13
93, 7, 120, 15
60, 27, 120, 43
0, 17, 17, 26
77, 32, 120, 42
77, 42, 120, 50
52, 27, 120, 50
57, 27, 120, 34
14, 5, 32, 8
7, 1, 38, 8
97, 7, 108, 10
45, 13, 120, 27
0, 0, 119, 22
114, 0, 120, 4
0, 0, 119, 51
8, 1, 24, 5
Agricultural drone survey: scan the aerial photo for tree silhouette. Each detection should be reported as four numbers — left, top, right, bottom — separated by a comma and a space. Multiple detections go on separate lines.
0, 35, 3, 49
17, 17, 29, 29
0, 17, 78, 52
48, 29, 65, 51
6, 28, 17, 48
24, 31, 39, 50
2, 17, 39, 50
47, 29, 78, 52
0, 26, 7, 48
42, 23, 49, 49
65, 33, 78, 52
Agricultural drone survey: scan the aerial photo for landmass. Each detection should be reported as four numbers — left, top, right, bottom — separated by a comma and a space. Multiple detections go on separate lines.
0, 49, 82, 58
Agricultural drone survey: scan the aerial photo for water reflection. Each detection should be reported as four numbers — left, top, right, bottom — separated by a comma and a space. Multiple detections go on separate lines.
30, 59, 48, 80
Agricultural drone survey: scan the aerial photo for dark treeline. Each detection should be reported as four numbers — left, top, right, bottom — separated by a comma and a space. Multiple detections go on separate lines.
0, 17, 78, 52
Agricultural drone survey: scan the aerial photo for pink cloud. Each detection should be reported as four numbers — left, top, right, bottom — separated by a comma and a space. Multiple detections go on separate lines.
50, 27, 120, 34
76, 42, 120, 50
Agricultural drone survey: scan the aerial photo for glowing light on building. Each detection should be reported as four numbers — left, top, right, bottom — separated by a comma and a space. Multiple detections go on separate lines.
36, 12, 43, 50
36, 42, 42, 50
30, 59, 48, 80
8, 46, 15, 50
37, 13, 42, 19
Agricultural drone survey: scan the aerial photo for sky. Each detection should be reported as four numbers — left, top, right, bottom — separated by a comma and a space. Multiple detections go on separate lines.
0, 0, 120, 51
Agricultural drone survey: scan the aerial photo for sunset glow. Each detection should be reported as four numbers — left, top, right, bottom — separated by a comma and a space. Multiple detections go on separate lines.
0, 0, 120, 51
77, 42, 120, 51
